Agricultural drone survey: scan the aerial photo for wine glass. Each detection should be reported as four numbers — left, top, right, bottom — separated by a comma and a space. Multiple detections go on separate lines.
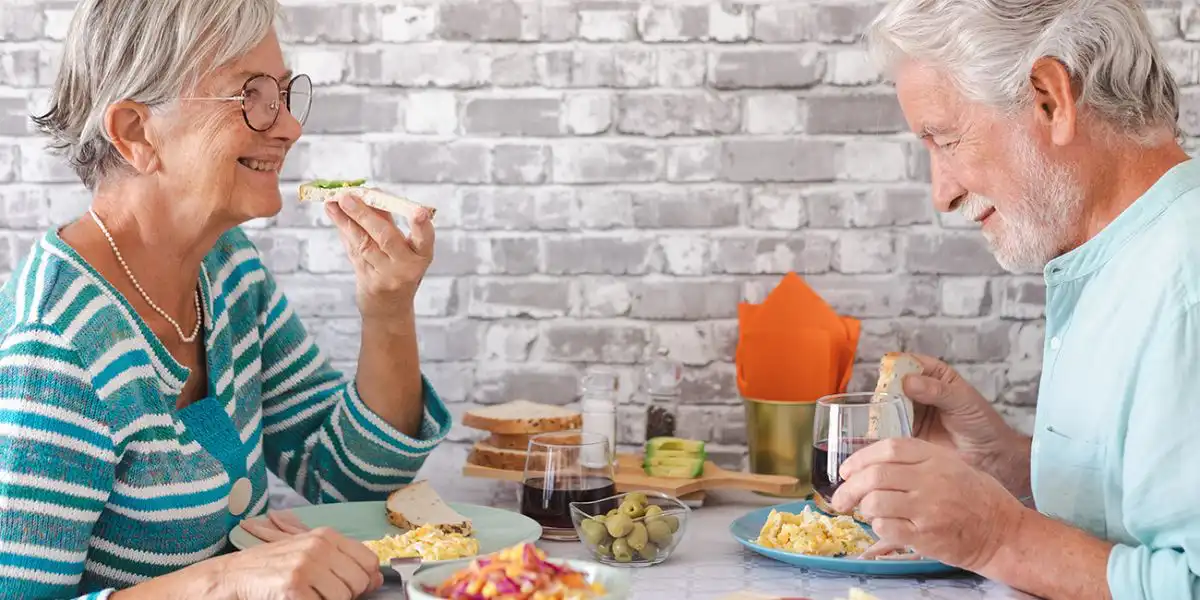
519, 431, 617, 541
811, 392, 912, 510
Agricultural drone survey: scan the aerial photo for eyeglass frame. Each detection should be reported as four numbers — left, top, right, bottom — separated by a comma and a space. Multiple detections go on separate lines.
184, 72, 312, 132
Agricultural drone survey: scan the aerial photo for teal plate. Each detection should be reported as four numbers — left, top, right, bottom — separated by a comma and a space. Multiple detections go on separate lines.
407, 558, 632, 600
230, 501, 542, 566
729, 500, 962, 576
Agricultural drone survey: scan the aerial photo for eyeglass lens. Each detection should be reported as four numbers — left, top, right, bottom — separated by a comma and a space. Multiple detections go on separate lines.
243, 74, 312, 131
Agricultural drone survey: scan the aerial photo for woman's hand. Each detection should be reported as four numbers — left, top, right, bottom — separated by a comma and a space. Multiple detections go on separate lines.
214, 527, 383, 600
325, 193, 434, 322
237, 510, 310, 542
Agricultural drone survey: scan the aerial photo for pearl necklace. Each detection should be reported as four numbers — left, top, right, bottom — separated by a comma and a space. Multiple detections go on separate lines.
88, 208, 202, 344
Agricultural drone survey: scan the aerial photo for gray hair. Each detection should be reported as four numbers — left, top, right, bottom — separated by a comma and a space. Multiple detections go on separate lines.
33, 0, 279, 189
866, 0, 1180, 145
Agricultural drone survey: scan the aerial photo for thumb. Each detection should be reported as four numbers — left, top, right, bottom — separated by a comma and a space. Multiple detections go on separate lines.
901, 373, 953, 409
407, 208, 435, 259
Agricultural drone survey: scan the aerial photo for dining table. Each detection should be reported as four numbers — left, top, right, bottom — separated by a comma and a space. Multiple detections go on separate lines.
356, 482, 1040, 600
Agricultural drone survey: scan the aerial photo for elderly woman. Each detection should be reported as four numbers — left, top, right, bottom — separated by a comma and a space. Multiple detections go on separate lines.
0, 0, 451, 598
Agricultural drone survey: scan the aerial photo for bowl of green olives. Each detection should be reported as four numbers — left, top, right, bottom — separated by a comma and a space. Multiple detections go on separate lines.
568, 490, 690, 568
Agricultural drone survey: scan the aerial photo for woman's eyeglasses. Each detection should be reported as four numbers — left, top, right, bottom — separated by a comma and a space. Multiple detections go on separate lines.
187, 73, 312, 132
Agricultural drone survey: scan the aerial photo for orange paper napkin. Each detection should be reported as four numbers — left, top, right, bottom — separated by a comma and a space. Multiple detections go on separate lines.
735, 273, 860, 402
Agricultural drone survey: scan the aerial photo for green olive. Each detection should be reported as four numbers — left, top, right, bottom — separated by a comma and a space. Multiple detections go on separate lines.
606, 508, 620, 518
626, 492, 648, 507
580, 519, 607, 546
591, 514, 607, 524
646, 519, 673, 547
605, 512, 634, 538
637, 542, 658, 561
643, 504, 664, 519
662, 514, 680, 533
611, 537, 633, 563
626, 522, 648, 551
618, 500, 645, 519
596, 538, 613, 557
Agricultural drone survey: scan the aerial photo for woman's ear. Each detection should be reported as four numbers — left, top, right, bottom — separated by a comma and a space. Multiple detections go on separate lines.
103, 101, 161, 174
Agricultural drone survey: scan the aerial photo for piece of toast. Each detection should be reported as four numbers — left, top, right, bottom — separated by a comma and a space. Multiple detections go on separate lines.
385, 480, 472, 536
461, 400, 582, 435
871, 352, 921, 432
298, 180, 436, 221
812, 491, 868, 525
467, 441, 529, 472
486, 431, 582, 451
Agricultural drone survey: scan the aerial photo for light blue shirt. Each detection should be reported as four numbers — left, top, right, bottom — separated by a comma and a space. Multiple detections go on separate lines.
1031, 157, 1200, 599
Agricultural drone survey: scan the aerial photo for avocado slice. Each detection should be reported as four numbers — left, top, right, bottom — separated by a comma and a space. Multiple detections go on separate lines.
643, 455, 705, 479
645, 437, 706, 456
311, 178, 367, 189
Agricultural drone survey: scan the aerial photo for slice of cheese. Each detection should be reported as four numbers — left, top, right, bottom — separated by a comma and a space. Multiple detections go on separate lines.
298, 182, 436, 222
870, 352, 922, 433
385, 480, 472, 536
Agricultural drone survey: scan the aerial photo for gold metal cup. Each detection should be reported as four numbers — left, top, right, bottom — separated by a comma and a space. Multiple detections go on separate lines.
743, 397, 816, 499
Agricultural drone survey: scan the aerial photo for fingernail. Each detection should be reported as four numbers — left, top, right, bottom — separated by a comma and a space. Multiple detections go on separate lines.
338, 196, 353, 210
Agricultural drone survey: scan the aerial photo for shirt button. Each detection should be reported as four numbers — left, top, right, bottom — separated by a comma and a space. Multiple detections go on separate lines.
228, 477, 252, 516
1050, 337, 1061, 350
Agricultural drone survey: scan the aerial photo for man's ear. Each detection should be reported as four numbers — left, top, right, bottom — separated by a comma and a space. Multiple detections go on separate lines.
103, 101, 161, 174
1028, 57, 1077, 147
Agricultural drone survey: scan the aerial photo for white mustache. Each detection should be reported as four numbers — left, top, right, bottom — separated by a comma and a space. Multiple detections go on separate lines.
958, 195, 995, 222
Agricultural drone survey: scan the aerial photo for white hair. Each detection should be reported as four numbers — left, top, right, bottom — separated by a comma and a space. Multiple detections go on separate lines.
867, 0, 1180, 145
33, 0, 279, 189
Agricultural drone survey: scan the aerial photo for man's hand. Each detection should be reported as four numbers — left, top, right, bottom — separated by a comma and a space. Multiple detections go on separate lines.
830, 437, 1027, 572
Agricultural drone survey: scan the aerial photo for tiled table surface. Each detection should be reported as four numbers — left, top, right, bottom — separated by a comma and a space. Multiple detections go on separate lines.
345, 481, 1041, 600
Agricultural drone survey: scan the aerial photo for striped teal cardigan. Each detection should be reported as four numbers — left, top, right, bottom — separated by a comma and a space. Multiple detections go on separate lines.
0, 226, 452, 598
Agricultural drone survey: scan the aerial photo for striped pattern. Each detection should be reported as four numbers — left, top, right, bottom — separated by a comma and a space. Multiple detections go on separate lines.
0, 227, 452, 598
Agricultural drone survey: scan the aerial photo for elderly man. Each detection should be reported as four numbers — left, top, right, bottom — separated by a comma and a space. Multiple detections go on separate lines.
830, 1, 1200, 599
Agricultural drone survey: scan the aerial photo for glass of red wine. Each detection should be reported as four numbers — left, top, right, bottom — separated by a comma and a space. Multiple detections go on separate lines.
812, 392, 912, 509
520, 430, 617, 541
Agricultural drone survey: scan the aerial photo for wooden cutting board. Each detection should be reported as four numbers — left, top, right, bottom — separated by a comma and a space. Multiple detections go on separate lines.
462, 452, 800, 498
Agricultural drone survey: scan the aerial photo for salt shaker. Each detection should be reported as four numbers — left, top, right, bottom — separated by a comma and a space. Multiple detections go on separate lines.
580, 366, 619, 456
641, 347, 683, 441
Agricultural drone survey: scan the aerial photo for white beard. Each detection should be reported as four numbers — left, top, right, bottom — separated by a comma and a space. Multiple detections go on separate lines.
957, 135, 1085, 272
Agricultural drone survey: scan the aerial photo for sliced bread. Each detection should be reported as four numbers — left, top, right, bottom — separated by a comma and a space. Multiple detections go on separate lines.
462, 399, 582, 435
467, 441, 529, 472
488, 431, 582, 451
385, 480, 472, 535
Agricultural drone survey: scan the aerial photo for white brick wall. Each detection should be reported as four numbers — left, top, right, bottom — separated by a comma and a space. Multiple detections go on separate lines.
3, 0, 1197, 485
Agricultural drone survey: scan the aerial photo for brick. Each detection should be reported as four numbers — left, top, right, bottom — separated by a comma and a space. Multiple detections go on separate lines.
564, 92, 613, 135
482, 322, 540, 361
856, 320, 901, 363
481, 236, 541, 276
712, 320, 738, 363
350, 46, 490, 89
839, 141, 908, 182
903, 321, 1013, 363
19, 139, 75, 183
533, 188, 576, 231
380, 4, 437, 42
851, 188, 934, 226
280, 4, 380, 42
45, 184, 89, 226
721, 140, 840, 183
551, 141, 661, 183
835, 231, 897, 274
632, 187, 741, 228
708, 3, 752, 42
665, 140, 720, 182
649, 323, 715, 366
579, 8, 637, 41
458, 188, 533, 231
711, 49, 825, 89
679, 366, 739, 405
954, 364, 1008, 402
537, 49, 578, 87
805, 93, 907, 134
657, 48, 707, 87
1000, 384, 1040, 408
748, 186, 807, 230
616, 92, 740, 137
1008, 322, 1045, 385
637, 5, 708, 41
576, 276, 632, 318
43, 2, 72, 40
418, 320, 482, 361
1179, 90, 1200, 136
1160, 43, 1196, 86
303, 229, 351, 274
748, 274, 940, 318
491, 47, 540, 87
754, 3, 882, 43
405, 91, 458, 135
542, 322, 647, 363
0, 144, 16, 183
492, 144, 549, 185
906, 232, 1004, 275
658, 235, 710, 276
438, 0, 534, 41
1145, 8, 1182, 40
712, 235, 834, 275
941, 277, 993, 317
999, 278, 1046, 319
540, 1, 580, 41
745, 94, 801, 134
276, 275, 357, 317
0, 187, 45, 228
246, 231, 302, 275
827, 48, 881, 86
613, 47, 657, 87
463, 96, 562, 136
474, 364, 581, 407
629, 280, 741, 320
997, 406, 1036, 435
427, 233, 484, 276
414, 278, 458, 317
425, 368, 476, 406
0, 48, 42, 88
1184, 5, 1200, 40
468, 279, 571, 318
936, 207, 977, 229
285, 48, 347, 86
543, 235, 658, 275
303, 139, 372, 184
1, 5, 45, 41
576, 188, 633, 229
0, 97, 28, 135
616, 405, 646, 445
308, 319, 362, 362
907, 141, 932, 183
374, 141, 490, 184
304, 91, 403, 133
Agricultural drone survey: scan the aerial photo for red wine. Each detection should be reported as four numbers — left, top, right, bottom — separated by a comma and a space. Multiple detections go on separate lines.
520, 476, 617, 529
812, 438, 875, 501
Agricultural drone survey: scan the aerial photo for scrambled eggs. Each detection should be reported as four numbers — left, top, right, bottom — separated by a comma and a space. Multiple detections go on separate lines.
754, 506, 874, 557
836, 590, 881, 600
364, 524, 480, 562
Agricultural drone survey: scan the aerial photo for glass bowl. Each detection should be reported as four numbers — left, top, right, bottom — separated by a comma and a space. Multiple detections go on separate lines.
568, 490, 690, 568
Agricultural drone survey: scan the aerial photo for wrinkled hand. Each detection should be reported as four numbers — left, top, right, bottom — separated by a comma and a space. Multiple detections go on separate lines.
830, 437, 1025, 572
326, 193, 434, 321
901, 353, 1016, 467
238, 510, 310, 542
213, 527, 383, 600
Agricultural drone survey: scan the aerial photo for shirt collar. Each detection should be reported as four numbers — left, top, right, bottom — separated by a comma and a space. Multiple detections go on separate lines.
1044, 157, 1200, 286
